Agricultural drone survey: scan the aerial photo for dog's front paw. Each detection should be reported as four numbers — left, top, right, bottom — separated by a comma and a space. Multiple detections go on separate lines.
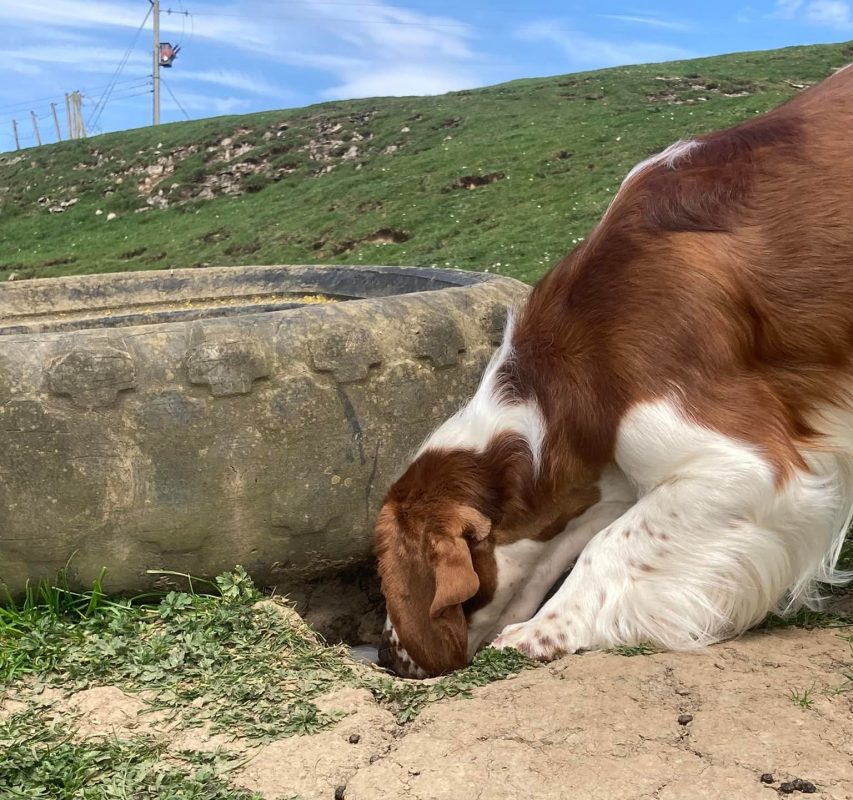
491, 616, 572, 662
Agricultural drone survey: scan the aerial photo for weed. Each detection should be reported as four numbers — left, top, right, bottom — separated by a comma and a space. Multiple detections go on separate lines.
611, 644, 658, 657
789, 685, 816, 709
367, 647, 534, 723
0, 567, 534, 742
0, 711, 263, 799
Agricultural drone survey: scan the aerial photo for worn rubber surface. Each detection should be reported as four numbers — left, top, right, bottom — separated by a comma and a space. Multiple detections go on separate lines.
0, 265, 528, 595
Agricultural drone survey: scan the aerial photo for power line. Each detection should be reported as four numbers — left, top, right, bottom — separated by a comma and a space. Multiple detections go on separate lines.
88, 5, 153, 131
174, 8, 471, 29
0, 79, 151, 144
0, 76, 149, 116
161, 77, 190, 120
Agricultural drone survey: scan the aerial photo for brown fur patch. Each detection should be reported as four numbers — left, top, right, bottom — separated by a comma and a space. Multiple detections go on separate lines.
376, 65, 853, 678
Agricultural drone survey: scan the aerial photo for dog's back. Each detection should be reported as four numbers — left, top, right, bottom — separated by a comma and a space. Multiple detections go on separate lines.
509, 65, 853, 474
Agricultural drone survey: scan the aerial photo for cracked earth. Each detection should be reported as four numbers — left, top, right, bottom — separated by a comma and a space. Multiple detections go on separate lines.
331, 628, 853, 800
22, 625, 851, 800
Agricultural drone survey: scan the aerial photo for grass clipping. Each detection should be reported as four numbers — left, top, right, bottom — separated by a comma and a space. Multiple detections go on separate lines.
0, 567, 533, 798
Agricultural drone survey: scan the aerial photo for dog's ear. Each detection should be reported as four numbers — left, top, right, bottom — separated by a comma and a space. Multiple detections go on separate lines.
429, 506, 491, 618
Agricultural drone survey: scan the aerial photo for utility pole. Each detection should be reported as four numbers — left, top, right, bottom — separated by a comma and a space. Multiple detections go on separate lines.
151, 0, 160, 126
30, 111, 42, 147
64, 93, 72, 138
73, 92, 86, 138
11, 120, 20, 150
51, 103, 63, 142
64, 92, 85, 140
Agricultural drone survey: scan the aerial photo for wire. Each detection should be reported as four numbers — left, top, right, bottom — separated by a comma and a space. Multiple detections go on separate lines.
174, 8, 471, 29
107, 88, 155, 103
171, 1, 188, 46
186, 7, 195, 49
161, 78, 191, 121
0, 78, 152, 141
0, 76, 149, 116
87, 6, 153, 131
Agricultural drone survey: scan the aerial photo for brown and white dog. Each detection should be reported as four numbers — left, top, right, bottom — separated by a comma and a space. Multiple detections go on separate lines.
375, 65, 853, 679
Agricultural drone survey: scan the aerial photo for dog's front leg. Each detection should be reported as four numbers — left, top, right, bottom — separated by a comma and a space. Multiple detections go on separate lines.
492, 400, 847, 661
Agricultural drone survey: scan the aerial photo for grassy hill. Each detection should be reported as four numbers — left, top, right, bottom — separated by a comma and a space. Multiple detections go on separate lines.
1, 40, 851, 286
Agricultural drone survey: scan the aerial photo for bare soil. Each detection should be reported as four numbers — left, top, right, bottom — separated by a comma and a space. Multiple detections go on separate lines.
56, 626, 852, 800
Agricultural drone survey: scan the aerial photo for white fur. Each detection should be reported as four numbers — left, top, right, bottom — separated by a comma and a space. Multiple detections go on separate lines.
467, 538, 546, 660
623, 138, 700, 186
596, 139, 700, 230
494, 397, 853, 657
467, 466, 636, 658
417, 312, 546, 471
382, 616, 428, 679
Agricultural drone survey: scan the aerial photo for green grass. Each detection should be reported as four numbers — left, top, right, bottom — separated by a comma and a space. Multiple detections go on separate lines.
611, 644, 658, 657
788, 685, 817, 709
1, 563, 851, 796
1, 41, 851, 285
0, 714, 263, 800
0, 568, 533, 798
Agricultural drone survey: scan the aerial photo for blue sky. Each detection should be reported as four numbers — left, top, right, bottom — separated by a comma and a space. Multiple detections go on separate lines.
1, 0, 851, 153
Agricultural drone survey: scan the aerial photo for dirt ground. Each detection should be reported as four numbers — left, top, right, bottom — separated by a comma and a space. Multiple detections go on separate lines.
33, 625, 852, 800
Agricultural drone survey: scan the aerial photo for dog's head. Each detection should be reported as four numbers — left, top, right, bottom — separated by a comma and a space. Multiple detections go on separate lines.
374, 496, 492, 677
373, 446, 509, 677
374, 447, 629, 678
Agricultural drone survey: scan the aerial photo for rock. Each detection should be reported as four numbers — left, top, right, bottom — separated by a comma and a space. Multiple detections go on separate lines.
348, 734, 361, 744
106, 212, 117, 221
677, 714, 693, 725
759, 773, 774, 783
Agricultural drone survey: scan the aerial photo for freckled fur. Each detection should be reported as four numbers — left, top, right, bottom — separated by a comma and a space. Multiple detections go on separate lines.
377, 65, 853, 676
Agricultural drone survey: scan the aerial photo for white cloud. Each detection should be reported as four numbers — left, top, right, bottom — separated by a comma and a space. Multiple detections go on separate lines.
0, 0, 275, 52
321, 66, 479, 99
161, 91, 251, 116
176, 69, 282, 98
806, 0, 853, 26
773, 0, 805, 17
7, 62, 43, 77
597, 14, 694, 32
519, 22, 691, 69
3, 44, 149, 73
772, 0, 853, 27
0, 0, 140, 30
0, 0, 485, 101
301, 0, 474, 61
0, 0, 489, 132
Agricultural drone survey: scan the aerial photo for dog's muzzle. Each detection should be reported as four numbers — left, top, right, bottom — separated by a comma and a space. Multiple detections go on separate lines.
377, 616, 429, 679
